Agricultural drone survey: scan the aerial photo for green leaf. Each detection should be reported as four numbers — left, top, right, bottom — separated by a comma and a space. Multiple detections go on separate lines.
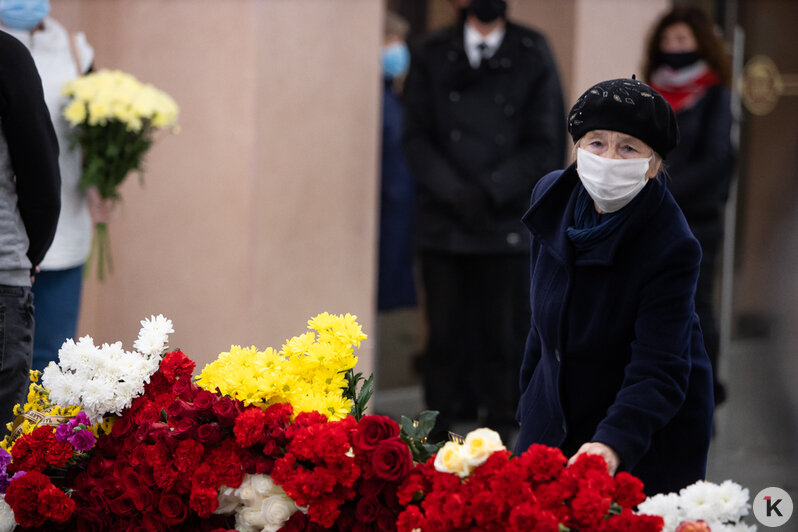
415, 410, 439, 437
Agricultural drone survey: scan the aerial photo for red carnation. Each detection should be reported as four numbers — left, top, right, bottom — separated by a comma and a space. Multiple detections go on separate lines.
396, 505, 427, 532
353, 415, 400, 452
508, 503, 560, 532
234, 406, 268, 447
5, 471, 51, 528
371, 437, 412, 482
174, 439, 205, 474
189, 486, 219, 518
160, 349, 195, 383
40, 484, 77, 523
614, 471, 646, 508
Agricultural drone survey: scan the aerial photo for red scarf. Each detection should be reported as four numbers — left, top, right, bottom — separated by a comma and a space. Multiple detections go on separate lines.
649, 61, 720, 112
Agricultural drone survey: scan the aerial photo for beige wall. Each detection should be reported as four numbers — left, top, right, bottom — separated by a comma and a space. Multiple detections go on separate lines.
52, 0, 383, 374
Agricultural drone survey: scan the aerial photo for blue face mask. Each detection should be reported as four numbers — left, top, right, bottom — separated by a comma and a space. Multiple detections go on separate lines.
0, 0, 50, 30
382, 42, 410, 79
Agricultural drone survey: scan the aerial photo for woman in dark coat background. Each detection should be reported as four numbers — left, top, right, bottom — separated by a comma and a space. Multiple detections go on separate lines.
514, 78, 714, 496
645, 7, 735, 407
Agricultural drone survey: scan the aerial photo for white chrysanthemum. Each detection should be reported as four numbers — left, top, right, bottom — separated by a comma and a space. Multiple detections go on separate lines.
43, 369, 82, 406
43, 317, 167, 420
715, 480, 751, 522
134, 314, 173, 356
638, 492, 683, 532
0, 495, 16, 532
680, 481, 725, 522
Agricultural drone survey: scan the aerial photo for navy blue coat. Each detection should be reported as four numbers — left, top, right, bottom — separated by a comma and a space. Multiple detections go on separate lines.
514, 166, 714, 495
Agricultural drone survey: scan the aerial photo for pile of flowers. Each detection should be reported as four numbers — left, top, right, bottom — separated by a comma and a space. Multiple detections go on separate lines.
0, 313, 756, 531
61, 69, 180, 280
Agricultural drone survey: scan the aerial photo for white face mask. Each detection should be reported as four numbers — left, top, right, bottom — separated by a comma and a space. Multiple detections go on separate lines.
576, 148, 652, 213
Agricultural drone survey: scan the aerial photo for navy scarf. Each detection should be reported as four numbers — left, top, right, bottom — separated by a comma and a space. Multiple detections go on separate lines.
566, 185, 636, 252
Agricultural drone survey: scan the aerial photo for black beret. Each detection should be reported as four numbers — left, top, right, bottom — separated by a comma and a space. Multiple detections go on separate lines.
567, 78, 679, 157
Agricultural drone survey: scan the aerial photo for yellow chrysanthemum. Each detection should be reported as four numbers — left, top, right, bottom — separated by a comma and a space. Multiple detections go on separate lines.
61, 69, 179, 132
196, 313, 365, 420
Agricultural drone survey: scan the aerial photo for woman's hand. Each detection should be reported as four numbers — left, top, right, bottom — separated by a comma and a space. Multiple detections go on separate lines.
568, 442, 620, 475
86, 186, 114, 224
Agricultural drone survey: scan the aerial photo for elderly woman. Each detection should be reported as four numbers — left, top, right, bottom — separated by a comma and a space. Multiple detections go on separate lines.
514, 78, 714, 495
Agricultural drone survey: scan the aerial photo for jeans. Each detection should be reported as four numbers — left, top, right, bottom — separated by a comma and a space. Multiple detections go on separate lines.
31, 266, 83, 373
0, 285, 34, 436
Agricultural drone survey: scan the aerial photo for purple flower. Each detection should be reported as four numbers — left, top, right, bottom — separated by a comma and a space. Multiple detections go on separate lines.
0, 448, 10, 469
55, 422, 73, 443
74, 411, 91, 427
68, 429, 96, 452
0, 470, 25, 494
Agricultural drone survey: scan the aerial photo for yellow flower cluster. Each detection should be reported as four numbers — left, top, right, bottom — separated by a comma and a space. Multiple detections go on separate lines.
62, 69, 179, 132
1, 371, 112, 452
196, 313, 367, 421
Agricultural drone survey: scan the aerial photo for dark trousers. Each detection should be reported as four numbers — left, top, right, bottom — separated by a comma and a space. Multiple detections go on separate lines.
420, 251, 530, 438
0, 285, 34, 436
31, 265, 83, 373
691, 222, 724, 402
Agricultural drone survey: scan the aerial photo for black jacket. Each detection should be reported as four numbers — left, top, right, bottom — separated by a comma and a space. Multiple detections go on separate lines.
0, 30, 60, 269
666, 85, 734, 224
403, 22, 565, 254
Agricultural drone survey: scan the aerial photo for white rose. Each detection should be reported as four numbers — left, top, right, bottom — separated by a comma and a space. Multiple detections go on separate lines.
461, 428, 504, 468
0, 495, 16, 532
237, 506, 266, 529
215, 485, 241, 515
261, 494, 298, 526
433, 441, 470, 478
250, 474, 277, 496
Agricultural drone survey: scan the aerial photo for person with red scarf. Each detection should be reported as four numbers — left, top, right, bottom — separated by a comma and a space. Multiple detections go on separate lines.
644, 7, 734, 409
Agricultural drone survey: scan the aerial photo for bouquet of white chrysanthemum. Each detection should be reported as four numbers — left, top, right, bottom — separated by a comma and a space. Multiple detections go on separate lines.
215, 474, 304, 532
61, 69, 179, 280
638, 480, 757, 532
41, 315, 173, 422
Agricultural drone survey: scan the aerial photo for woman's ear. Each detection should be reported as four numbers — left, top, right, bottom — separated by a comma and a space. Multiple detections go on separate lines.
646, 153, 663, 179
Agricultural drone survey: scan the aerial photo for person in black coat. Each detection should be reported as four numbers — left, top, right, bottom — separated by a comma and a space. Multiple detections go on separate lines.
515, 78, 714, 496
402, 0, 565, 441
645, 7, 735, 407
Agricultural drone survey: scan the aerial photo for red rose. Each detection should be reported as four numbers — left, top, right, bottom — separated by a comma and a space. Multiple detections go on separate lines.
127, 482, 155, 512
353, 415, 400, 452
371, 437, 412, 482
158, 492, 188, 525
377, 506, 398, 532
107, 494, 137, 517
212, 396, 239, 426
358, 477, 385, 497
281, 510, 310, 532
166, 399, 198, 421
172, 417, 199, 438
196, 422, 224, 445
355, 495, 380, 523
172, 376, 198, 401
192, 389, 217, 414
40, 484, 76, 523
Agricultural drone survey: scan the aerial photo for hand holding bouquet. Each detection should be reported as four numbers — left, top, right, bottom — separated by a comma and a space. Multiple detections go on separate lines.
62, 69, 179, 280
